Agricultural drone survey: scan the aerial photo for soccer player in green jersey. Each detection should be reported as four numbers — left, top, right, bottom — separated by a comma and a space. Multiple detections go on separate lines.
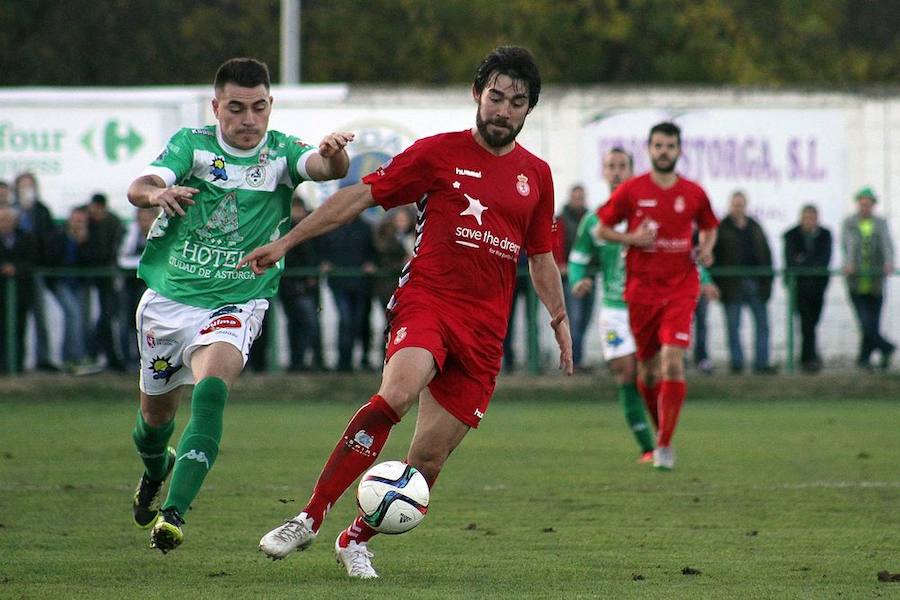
125, 57, 354, 553
568, 149, 656, 462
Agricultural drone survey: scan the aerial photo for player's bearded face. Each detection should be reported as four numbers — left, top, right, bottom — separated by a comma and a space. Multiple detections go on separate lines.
648, 133, 681, 174
475, 74, 530, 148
213, 83, 273, 150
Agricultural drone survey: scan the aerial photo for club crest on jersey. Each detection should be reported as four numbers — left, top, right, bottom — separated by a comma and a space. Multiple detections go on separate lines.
516, 174, 530, 196
394, 326, 408, 345
209, 156, 228, 181
674, 196, 685, 213
245, 164, 266, 187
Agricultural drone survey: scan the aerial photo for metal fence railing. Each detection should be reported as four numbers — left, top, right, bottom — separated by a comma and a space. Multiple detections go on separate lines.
0, 266, 888, 376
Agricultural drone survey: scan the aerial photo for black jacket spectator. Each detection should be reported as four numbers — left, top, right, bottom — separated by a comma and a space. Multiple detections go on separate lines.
0, 209, 37, 373
713, 214, 774, 303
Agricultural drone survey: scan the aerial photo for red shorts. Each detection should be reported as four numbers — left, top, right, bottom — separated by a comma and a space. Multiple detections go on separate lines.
628, 295, 697, 360
384, 298, 502, 428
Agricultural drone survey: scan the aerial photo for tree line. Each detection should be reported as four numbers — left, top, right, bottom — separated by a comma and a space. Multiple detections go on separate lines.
2, 0, 898, 86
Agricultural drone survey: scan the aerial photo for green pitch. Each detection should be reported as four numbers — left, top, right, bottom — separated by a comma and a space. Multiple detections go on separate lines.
1, 374, 898, 599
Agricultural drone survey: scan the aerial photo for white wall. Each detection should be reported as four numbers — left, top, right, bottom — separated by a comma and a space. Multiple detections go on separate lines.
2, 84, 897, 367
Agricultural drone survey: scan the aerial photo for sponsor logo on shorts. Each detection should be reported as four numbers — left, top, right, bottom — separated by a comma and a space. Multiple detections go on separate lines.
209, 305, 241, 319
675, 332, 690, 341
473, 409, 484, 420
179, 449, 211, 470
606, 330, 624, 348
394, 326, 408, 345
149, 355, 182, 384
200, 315, 242, 335
516, 173, 530, 196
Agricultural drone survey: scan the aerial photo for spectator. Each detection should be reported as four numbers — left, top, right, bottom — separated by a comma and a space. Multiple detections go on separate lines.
502, 251, 529, 372
783, 204, 832, 373
842, 187, 895, 370
317, 214, 377, 372
13, 172, 57, 371
278, 195, 326, 372
0, 181, 11, 207
47, 207, 96, 373
558, 184, 594, 369
118, 207, 159, 365
86, 193, 126, 371
372, 207, 415, 310
712, 191, 776, 374
0, 206, 37, 373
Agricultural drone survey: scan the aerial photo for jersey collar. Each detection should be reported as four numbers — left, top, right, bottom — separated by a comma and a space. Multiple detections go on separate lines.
215, 127, 269, 158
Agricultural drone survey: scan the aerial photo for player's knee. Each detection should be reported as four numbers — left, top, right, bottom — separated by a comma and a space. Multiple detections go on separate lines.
662, 360, 685, 380
378, 389, 418, 417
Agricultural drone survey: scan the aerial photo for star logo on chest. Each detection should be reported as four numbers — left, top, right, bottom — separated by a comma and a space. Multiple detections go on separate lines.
460, 193, 488, 226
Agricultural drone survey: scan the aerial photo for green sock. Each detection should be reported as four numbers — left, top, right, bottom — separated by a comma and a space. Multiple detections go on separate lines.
132, 410, 175, 481
619, 383, 655, 453
163, 377, 228, 516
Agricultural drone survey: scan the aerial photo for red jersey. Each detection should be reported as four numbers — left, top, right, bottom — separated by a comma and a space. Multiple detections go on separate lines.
597, 173, 718, 304
363, 130, 555, 343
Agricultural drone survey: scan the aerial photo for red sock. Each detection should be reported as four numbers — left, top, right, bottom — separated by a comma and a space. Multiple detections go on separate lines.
304, 395, 400, 531
656, 380, 686, 448
338, 463, 437, 548
636, 379, 660, 429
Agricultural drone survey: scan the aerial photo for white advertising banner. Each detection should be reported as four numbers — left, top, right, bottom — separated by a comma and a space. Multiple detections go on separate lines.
579, 108, 847, 266
0, 106, 178, 216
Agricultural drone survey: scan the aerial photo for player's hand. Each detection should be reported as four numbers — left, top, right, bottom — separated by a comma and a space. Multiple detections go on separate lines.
318, 132, 355, 158
236, 239, 288, 275
695, 247, 714, 267
550, 313, 574, 376
149, 186, 198, 217
701, 283, 720, 301
572, 278, 593, 298
628, 222, 656, 247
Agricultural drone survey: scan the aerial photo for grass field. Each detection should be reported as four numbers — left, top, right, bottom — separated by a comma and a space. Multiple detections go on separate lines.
1, 372, 899, 599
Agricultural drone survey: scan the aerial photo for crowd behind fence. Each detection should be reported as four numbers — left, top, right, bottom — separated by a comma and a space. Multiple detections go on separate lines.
2, 265, 896, 376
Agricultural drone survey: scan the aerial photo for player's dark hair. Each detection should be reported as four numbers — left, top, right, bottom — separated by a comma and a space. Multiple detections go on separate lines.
801, 204, 818, 214
215, 58, 271, 91
608, 147, 634, 170
648, 122, 681, 145
473, 46, 541, 108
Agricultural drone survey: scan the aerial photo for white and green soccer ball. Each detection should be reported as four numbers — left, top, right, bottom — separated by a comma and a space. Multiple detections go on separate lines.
357, 461, 429, 534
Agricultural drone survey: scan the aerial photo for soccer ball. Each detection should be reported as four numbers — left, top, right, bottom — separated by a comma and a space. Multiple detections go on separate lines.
357, 461, 429, 534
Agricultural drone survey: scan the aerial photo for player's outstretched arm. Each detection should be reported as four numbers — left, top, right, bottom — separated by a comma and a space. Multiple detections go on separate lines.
238, 182, 376, 275
305, 132, 355, 181
527, 252, 574, 375
127, 175, 197, 217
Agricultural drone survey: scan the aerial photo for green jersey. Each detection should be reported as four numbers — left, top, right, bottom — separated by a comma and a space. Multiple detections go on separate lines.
138, 126, 315, 308
567, 212, 627, 309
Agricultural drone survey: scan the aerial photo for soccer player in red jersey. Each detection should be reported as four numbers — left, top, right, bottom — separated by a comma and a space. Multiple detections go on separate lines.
597, 122, 718, 471
238, 46, 573, 578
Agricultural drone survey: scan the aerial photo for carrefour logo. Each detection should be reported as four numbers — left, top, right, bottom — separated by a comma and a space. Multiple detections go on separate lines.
80, 119, 143, 163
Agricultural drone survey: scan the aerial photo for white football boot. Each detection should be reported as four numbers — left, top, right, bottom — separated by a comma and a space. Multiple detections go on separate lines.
258, 512, 317, 559
335, 537, 379, 579
653, 446, 675, 471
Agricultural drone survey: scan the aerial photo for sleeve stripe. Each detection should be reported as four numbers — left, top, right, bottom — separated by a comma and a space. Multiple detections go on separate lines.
141, 166, 177, 187
296, 150, 315, 181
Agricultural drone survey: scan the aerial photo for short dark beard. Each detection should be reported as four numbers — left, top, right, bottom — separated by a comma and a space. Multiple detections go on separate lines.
651, 156, 677, 174
475, 109, 524, 148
